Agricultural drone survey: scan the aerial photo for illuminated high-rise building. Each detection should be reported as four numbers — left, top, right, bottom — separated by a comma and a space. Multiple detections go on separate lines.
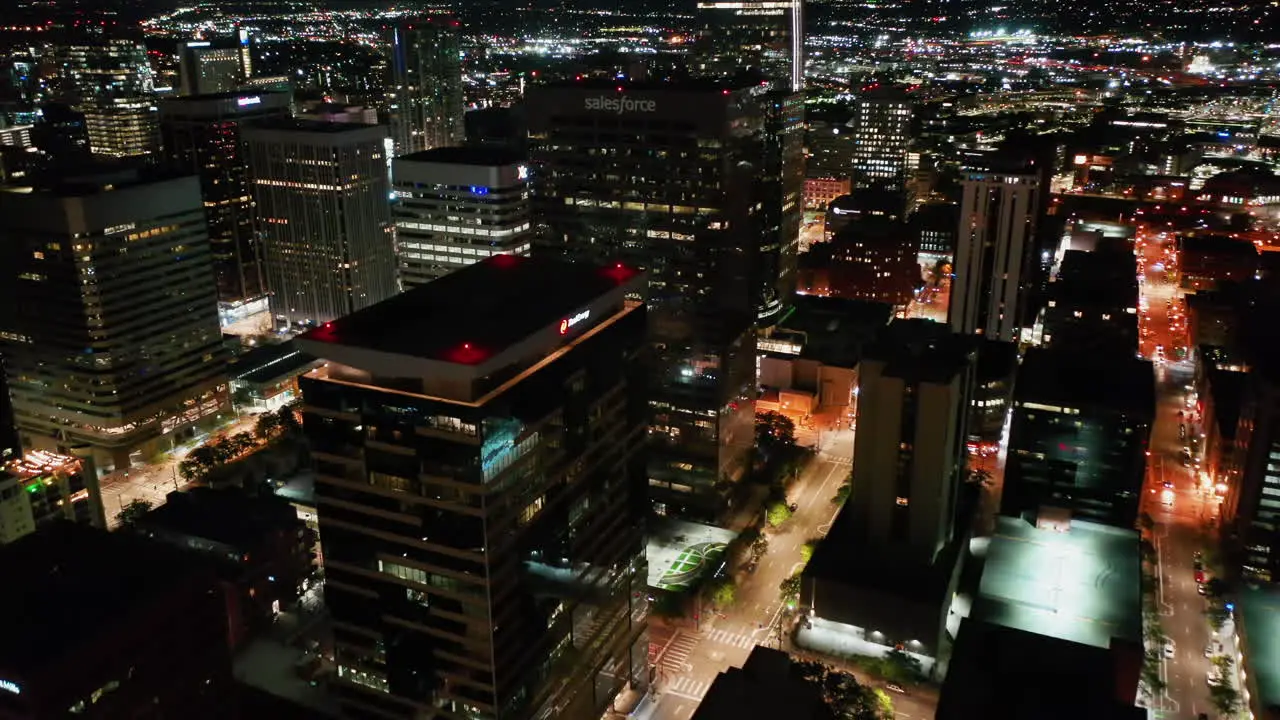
178, 41, 243, 96
242, 120, 397, 329
849, 92, 912, 193
949, 158, 1040, 342
295, 255, 650, 720
81, 96, 160, 159
392, 147, 532, 289
46, 39, 154, 102
0, 170, 229, 473
159, 89, 292, 304
237, 27, 253, 79
46, 39, 159, 161
527, 80, 769, 519
693, 0, 804, 91
759, 90, 804, 325
388, 18, 464, 155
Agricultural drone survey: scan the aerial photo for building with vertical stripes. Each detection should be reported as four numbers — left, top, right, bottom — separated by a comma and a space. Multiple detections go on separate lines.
243, 119, 397, 330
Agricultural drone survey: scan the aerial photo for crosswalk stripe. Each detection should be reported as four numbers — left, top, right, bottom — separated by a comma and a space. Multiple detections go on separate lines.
670, 677, 709, 696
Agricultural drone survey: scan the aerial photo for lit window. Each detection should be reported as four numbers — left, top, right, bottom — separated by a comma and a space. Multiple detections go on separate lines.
895, 497, 909, 507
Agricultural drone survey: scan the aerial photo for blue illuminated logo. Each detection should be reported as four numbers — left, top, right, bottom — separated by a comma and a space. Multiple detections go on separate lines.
470, 186, 489, 195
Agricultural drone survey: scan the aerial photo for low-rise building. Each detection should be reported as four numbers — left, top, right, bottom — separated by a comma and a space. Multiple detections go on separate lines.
803, 177, 850, 211
908, 202, 958, 259
757, 295, 892, 429
941, 516, 1144, 717
1003, 346, 1155, 530
0, 522, 234, 719
969, 339, 1018, 450
1042, 250, 1140, 356
824, 190, 903, 241
0, 449, 103, 544
692, 646, 829, 720
132, 486, 314, 650
229, 341, 322, 412
1177, 234, 1259, 291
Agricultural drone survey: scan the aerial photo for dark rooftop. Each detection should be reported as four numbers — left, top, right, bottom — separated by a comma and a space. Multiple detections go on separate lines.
908, 202, 959, 231
1177, 233, 1261, 258
0, 522, 212, 669
1206, 367, 1246, 441
804, 484, 975, 605
938, 619, 1145, 720
397, 146, 526, 167
538, 77, 763, 93
160, 89, 289, 103
1016, 346, 1155, 418
692, 647, 830, 720
975, 339, 1019, 382
1052, 250, 1138, 309
139, 487, 301, 551
299, 254, 641, 364
0, 165, 195, 197
828, 188, 904, 217
772, 294, 893, 367
229, 341, 318, 386
864, 319, 976, 384
242, 118, 382, 134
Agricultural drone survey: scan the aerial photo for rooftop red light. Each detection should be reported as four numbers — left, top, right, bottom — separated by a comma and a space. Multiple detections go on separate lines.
445, 342, 488, 365
602, 262, 638, 284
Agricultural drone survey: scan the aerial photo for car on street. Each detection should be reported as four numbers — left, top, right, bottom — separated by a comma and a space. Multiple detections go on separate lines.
1164, 641, 1175, 658
1195, 570, 1205, 584
1198, 584, 1207, 596
885, 684, 906, 694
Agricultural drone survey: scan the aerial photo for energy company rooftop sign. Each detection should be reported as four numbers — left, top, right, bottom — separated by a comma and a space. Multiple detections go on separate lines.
584, 96, 657, 114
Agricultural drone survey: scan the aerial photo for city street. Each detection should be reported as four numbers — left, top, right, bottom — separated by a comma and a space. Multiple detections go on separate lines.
905, 275, 950, 325
645, 430, 937, 720
1136, 226, 1234, 719
98, 411, 261, 528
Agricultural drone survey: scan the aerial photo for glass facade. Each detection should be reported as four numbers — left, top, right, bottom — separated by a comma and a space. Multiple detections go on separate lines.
300, 303, 649, 720
0, 173, 229, 470
388, 19, 464, 156
527, 83, 775, 519
160, 92, 292, 303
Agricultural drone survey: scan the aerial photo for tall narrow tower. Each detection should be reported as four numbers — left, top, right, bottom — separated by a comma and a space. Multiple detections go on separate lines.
159, 89, 292, 305
388, 18, 464, 156
849, 91, 912, 193
243, 120, 397, 330
949, 160, 1040, 342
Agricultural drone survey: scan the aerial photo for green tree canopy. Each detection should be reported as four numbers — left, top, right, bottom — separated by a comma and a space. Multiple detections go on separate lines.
791, 661, 891, 719
117, 498, 153, 527
766, 501, 793, 527
756, 411, 797, 449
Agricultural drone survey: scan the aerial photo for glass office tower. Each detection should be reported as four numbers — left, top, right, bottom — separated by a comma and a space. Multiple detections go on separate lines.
296, 255, 650, 720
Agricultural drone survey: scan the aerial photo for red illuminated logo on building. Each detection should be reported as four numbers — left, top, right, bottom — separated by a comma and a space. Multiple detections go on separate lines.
559, 309, 590, 335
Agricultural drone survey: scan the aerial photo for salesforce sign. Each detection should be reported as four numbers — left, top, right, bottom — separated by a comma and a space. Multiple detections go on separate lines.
584, 96, 657, 114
